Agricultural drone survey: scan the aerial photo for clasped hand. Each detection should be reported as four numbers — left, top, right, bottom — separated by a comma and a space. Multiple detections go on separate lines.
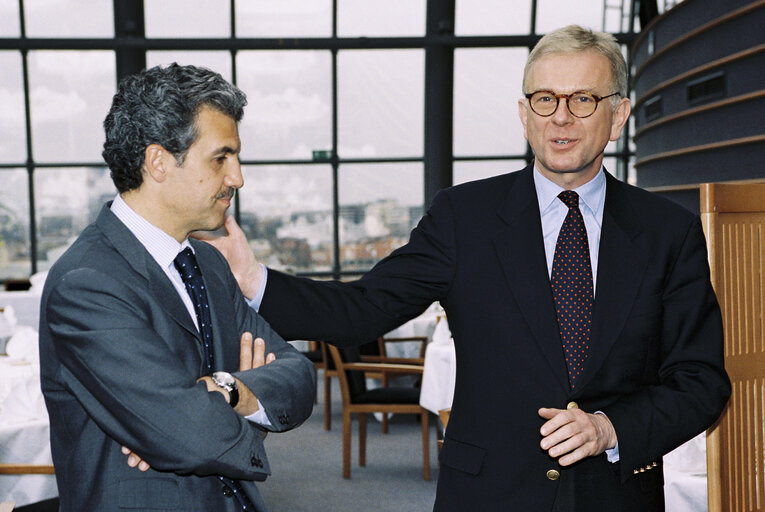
122, 331, 275, 472
538, 407, 617, 466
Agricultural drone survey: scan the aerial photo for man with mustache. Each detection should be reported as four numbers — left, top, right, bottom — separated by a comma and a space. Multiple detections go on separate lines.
39, 63, 315, 512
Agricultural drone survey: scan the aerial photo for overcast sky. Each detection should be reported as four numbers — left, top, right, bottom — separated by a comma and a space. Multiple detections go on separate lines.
0, 0, 640, 220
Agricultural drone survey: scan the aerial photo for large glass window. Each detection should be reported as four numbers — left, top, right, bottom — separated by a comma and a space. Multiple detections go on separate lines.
238, 51, 332, 161
236, 0, 332, 38
0, 1, 638, 280
339, 163, 423, 271
34, 167, 115, 271
0, 52, 25, 164
239, 165, 333, 273
455, 0, 531, 35
144, 0, 230, 38
24, 0, 113, 37
146, 51, 232, 80
337, 0, 426, 37
0, 1, 20, 37
28, 51, 116, 163
0, 169, 30, 278
338, 50, 424, 158
454, 48, 528, 157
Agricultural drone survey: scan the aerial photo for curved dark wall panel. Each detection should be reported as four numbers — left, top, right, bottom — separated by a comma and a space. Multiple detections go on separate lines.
631, 0, 765, 212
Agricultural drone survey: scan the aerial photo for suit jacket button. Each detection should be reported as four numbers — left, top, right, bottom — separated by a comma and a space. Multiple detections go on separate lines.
566, 401, 578, 410
250, 456, 259, 467
546, 469, 560, 481
222, 485, 234, 498
279, 414, 289, 425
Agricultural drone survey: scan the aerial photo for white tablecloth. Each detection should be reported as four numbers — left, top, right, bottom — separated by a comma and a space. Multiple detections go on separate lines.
0, 291, 42, 330
418, 317, 455, 415
0, 333, 57, 507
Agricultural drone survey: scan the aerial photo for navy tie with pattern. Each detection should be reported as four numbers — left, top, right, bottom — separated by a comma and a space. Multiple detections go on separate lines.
174, 248, 257, 511
550, 191, 594, 389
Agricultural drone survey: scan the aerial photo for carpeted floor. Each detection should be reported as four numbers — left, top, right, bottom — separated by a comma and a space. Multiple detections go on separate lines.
259, 374, 440, 512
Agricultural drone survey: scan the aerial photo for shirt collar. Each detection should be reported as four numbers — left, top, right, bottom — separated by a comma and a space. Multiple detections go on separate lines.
110, 194, 192, 270
533, 164, 606, 224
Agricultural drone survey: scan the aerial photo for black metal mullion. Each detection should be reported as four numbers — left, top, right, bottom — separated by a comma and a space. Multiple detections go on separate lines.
230, 0, 242, 223
17, 0, 38, 275
424, 0, 455, 207
331, 0, 340, 280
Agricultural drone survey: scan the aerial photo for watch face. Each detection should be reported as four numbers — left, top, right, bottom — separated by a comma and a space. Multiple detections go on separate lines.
213, 372, 235, 387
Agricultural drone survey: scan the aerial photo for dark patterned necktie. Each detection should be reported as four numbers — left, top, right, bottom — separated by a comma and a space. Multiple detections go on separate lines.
550, 191, 594, 389
174, 248, 257, 511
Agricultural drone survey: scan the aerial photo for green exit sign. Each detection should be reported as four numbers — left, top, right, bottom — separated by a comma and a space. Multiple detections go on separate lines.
312, 150, 332, 161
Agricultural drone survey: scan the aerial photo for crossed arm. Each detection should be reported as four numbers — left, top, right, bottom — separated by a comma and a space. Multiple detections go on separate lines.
124, 331, 276, 472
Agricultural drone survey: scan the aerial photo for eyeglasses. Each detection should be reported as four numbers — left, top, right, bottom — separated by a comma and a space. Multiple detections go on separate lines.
524, 90, 621, 118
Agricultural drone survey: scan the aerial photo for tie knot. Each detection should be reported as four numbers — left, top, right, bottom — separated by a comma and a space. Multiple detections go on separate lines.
558, 190, 579, 210
174, 248, 202, 282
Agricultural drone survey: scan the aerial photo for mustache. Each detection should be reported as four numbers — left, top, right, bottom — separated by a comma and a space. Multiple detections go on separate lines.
216, 188, 235, 200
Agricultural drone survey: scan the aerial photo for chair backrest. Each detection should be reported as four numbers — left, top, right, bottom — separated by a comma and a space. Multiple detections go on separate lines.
0, 463, 55, 474
326, 344, 368, 404
701, 182, 765, 512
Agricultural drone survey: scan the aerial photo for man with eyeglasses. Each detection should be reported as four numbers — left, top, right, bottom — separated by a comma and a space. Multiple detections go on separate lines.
204, 25, 730, 511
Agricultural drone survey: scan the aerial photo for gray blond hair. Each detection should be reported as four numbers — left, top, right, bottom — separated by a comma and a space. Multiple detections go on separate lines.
523, 25, 627, 104
102, 63, 247, 193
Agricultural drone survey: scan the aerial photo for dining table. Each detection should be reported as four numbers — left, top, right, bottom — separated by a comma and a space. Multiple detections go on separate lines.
0, 326, 57, 508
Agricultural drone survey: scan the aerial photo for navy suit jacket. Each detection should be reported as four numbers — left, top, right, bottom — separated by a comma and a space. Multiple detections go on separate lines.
260, 164, 730, 511
40, 203, 315, 512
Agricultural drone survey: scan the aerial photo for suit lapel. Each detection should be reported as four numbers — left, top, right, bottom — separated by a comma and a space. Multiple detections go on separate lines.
95, 203, 200, 340
492, 166, 570, 393
575, 174, 647, 391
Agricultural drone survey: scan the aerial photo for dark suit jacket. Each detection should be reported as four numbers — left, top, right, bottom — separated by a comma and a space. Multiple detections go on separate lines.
260, 164, 730, 512
39, 203, 315, 512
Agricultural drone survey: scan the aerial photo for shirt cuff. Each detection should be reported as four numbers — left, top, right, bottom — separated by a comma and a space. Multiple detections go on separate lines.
246, 264, 268, 312
245, 398, 272, 427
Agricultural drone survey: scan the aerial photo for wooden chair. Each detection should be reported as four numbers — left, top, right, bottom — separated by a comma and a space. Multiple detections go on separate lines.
374, 335, 427, 434
0, 463, 56, 511
298, 341, 324, 404
0, 465, 54, 475
326, 344, 430, 480
437, 408, 451, 451
319, 342, 339, 431
700, 182, 765, 512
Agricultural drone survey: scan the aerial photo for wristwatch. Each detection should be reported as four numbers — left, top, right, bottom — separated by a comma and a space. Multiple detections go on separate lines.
211, 371, 239, 408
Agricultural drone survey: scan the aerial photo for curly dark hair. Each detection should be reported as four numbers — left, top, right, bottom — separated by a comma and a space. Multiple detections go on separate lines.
102, 63, 247, 193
